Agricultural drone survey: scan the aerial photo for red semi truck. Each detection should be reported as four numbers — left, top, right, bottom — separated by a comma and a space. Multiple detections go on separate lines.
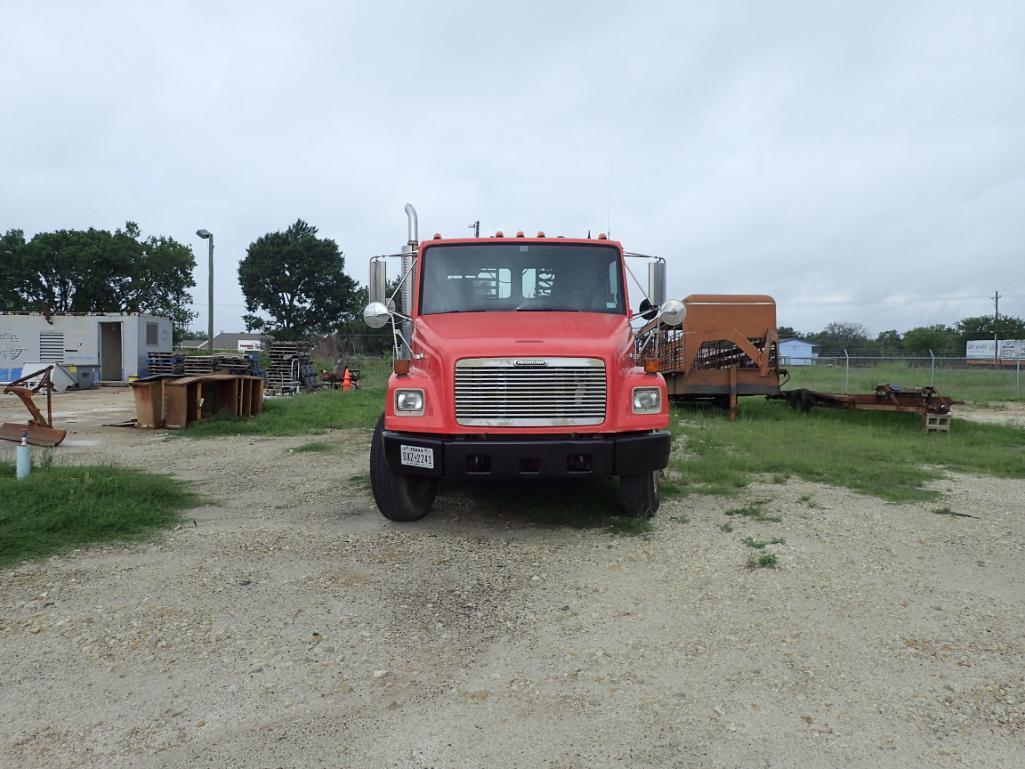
362, 205, 684, 522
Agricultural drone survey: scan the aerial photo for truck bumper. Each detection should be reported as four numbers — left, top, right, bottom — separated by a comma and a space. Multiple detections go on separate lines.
382, 430, 671, 480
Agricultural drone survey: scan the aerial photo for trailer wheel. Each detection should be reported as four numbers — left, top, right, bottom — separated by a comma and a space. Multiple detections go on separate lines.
618, 471, 660, 518
369, 413, 438, 522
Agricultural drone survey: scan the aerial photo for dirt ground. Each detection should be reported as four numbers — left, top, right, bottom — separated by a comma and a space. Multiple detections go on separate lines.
1, 388, 1024, 769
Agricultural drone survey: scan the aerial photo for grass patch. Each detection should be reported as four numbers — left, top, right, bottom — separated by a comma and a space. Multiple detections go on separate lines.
719, 522, 734, 533
742, 536, 785, 549
179, 356, 390, 438
0, 463, 198, 569
444, 479, 652, 535
291, 441, 335, 453
724, 500, 782, 523
747, 553, 779, 569
182, 385, 381, 438
787, 362, 1023, 404
347, 472, 371, 490
659, 477, 685, 497
672, 399, 1025, 503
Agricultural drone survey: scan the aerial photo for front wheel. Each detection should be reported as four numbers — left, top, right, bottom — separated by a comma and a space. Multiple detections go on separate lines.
618, 471, 660, 517
369, 414, 438, 522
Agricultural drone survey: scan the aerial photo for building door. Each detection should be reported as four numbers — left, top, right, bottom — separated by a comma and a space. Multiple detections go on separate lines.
99, 322, 123, 381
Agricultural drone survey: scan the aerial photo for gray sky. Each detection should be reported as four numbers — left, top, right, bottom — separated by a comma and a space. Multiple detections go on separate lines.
3, 1, 1023, 336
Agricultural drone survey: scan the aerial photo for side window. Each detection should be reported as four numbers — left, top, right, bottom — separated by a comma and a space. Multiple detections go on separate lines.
146, 322, 158, 346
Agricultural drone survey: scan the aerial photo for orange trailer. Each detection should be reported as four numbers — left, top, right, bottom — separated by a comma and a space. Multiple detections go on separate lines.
656, 294, 783, 418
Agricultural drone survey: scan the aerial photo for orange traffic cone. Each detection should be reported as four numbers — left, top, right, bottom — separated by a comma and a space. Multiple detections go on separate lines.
342, 367, 352, 391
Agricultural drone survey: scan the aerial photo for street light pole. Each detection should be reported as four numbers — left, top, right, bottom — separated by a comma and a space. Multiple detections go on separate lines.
196, 229, 214, 350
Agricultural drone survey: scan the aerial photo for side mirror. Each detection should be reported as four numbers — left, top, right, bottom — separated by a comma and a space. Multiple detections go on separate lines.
369, 259, 388, 305
638, 298, 658, 321
647, 260, 666, 308
659, 299, 686, 327
363, 301, 392, 329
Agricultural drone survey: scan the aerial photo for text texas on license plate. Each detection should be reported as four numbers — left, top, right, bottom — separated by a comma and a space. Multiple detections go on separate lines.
400, 444, 434, 469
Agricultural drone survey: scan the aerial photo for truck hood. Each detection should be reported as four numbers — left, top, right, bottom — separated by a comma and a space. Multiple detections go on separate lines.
414, 312, 632, 362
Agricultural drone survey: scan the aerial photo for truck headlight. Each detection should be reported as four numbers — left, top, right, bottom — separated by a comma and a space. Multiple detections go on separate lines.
395, 389, 424, 415
632, 387, 661, 414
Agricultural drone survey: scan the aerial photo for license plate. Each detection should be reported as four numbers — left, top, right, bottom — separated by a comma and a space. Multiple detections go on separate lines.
400, 445, 435, 469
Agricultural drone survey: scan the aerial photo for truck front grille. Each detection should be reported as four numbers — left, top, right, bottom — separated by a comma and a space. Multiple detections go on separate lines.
455, 357, 607, 427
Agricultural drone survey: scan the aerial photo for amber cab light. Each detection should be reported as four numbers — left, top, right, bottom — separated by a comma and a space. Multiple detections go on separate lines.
643, 357, 660, 374
394, 359, 411, 375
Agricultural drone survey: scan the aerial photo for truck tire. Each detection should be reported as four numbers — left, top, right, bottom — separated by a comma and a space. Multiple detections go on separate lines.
618, 471, 660, 517
369, 413, 438, 522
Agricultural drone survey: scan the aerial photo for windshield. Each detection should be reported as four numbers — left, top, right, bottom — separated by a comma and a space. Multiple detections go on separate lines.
419, 244, 625, 315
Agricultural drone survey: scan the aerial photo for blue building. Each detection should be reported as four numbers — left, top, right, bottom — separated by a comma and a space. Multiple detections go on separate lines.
779, 338, 818, 366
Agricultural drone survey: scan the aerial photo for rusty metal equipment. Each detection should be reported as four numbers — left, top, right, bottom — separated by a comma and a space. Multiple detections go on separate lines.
0, 366, 68, 447
653, 294, 783, 420
774, 385, 964, 431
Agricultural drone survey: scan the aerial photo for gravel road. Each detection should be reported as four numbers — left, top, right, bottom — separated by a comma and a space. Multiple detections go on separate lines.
1, 389, 1024, 768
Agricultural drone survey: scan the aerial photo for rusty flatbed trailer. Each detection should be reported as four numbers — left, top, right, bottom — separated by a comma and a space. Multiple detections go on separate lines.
772, 385, 964, 431
652, 294, 783, 420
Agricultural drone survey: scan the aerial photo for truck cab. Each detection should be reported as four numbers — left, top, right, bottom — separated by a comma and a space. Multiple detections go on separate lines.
363, 207, 684, 521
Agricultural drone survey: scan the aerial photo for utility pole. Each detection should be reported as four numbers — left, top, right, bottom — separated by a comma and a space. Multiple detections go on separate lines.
992, 290, 1001, 367
197, 229, 214, 350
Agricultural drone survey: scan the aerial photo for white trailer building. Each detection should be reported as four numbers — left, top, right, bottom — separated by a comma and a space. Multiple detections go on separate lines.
0, 313, 172, 384
966, 339, 1025, 363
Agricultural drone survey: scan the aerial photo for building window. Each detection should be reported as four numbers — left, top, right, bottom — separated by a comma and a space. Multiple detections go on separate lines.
146, 322, 158, 346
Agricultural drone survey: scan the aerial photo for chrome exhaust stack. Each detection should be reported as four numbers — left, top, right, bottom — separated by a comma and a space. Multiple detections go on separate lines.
397, 204, 419, 358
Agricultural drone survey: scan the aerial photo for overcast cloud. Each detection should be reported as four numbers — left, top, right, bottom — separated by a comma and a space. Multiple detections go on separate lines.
2, 1, 1023, 336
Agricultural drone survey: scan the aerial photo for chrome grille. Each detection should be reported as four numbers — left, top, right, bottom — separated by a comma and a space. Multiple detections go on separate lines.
455, 357, 606, 426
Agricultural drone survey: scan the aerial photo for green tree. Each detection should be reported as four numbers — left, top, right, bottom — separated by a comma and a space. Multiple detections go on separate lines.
954, 315, 1025, 346
876, 329, 902, 356
809, 321, 871, 352
2, 223, 196, 338
239, 219, 359, 339
112, 225, 198, 339
16, 227, 126, 312
902, 324, 958, 355
0, 229, 27, 310
776, 325, 801, 339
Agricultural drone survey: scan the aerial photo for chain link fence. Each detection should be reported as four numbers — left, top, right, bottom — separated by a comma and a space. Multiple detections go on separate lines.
783, 353, 1023, 402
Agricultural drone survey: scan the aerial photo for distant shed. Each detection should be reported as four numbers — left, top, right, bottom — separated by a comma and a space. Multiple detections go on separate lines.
779, 338, 818, 366
0, 312, 172, 384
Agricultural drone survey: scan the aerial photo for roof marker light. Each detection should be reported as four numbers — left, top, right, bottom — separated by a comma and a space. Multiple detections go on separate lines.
433, 232, 442, 239
598, 232, 608, 240
536, 230, 546, 238
515, 230, 525, 238
495, 230, 504, 238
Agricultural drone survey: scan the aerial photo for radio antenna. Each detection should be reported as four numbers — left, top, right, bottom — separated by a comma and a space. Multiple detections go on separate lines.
607, 158, 614, 237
